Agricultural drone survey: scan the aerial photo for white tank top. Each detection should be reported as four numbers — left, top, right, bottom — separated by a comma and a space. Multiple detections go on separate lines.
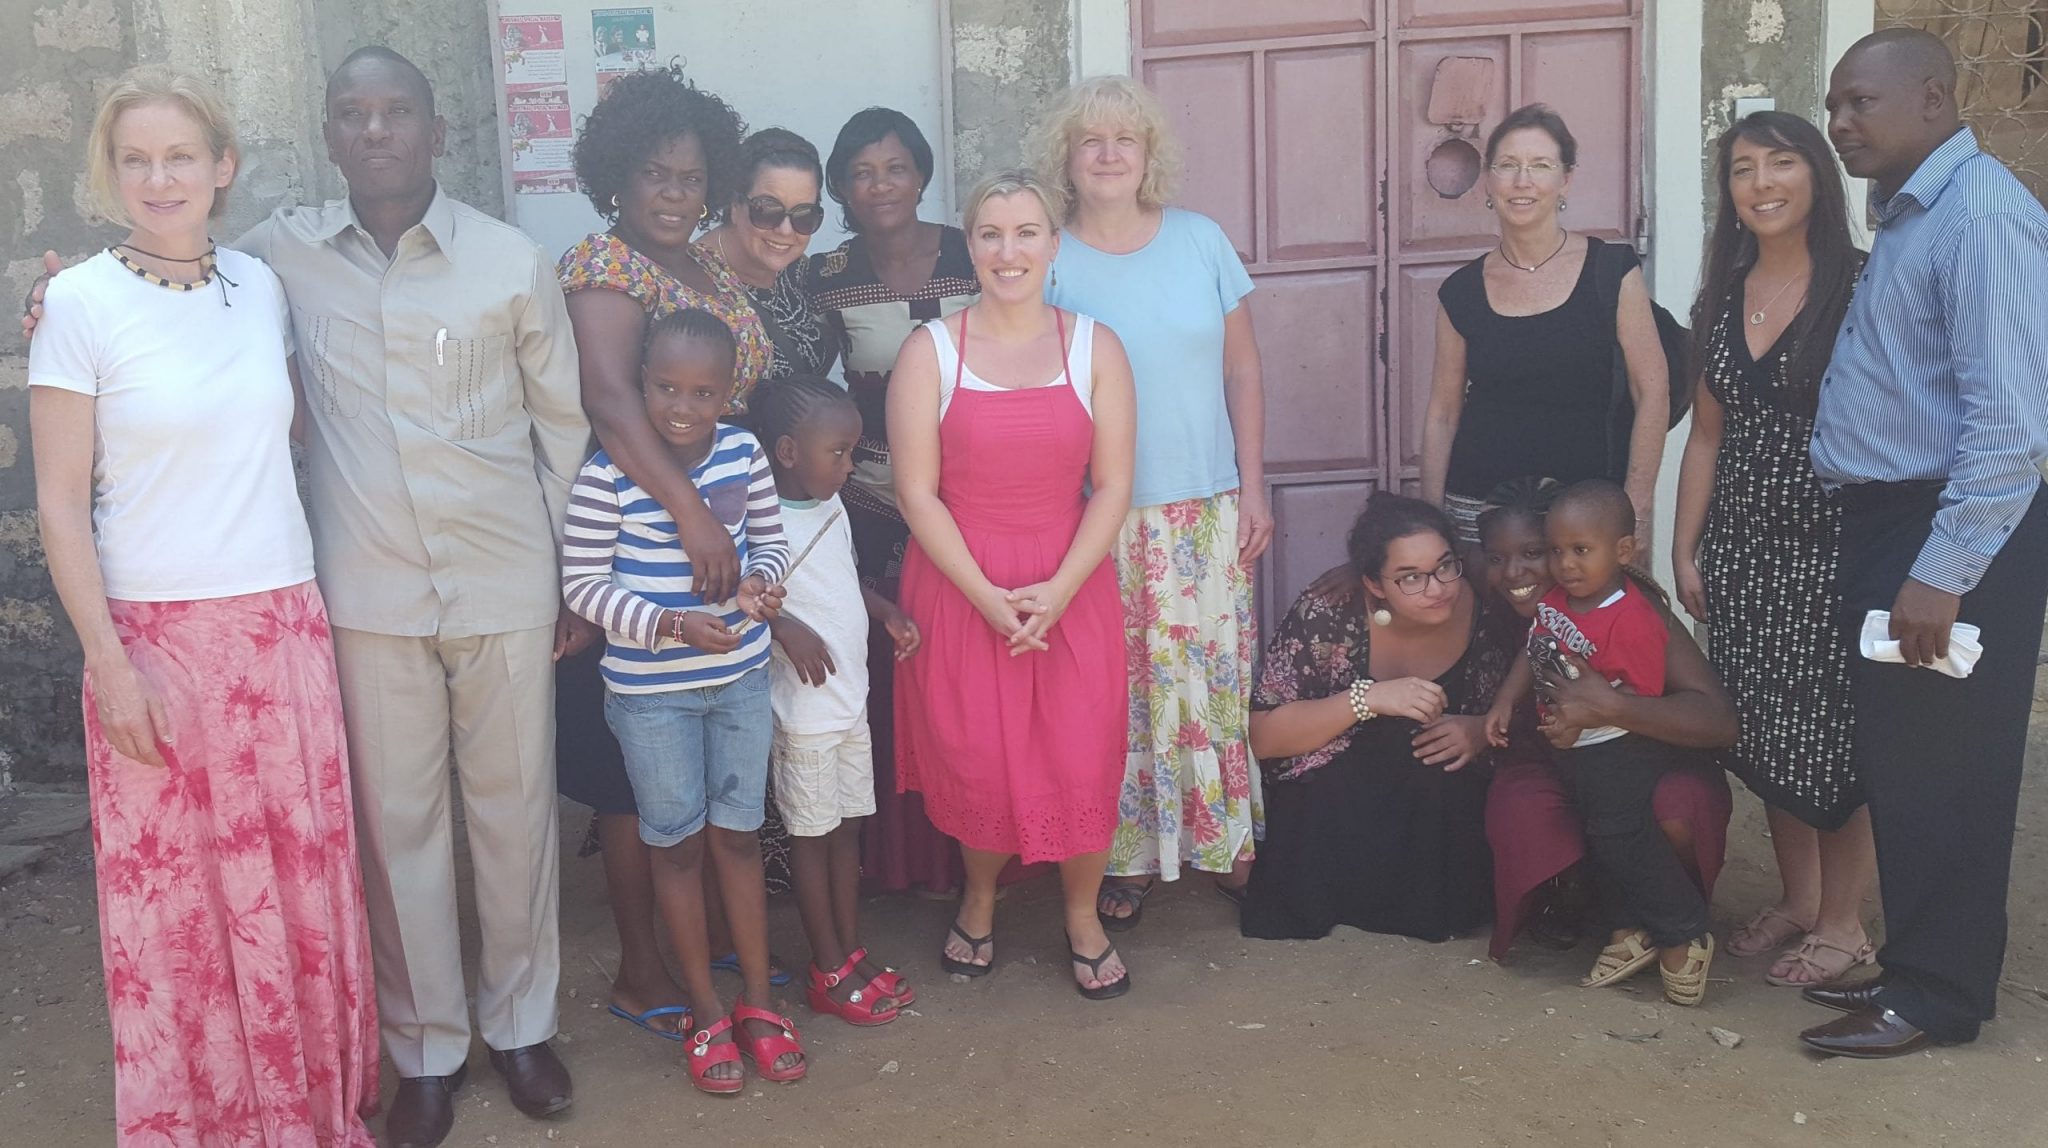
926, 310, 1097, 420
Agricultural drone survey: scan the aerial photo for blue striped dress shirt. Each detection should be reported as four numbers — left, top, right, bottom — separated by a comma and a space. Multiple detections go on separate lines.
1810, 127, 2048, 595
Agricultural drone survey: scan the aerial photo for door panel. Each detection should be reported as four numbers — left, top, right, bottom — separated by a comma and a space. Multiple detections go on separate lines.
1133, 1, 1643, 618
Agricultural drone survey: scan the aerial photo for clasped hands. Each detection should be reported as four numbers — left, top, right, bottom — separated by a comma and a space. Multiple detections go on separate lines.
974, 579, 1071, 656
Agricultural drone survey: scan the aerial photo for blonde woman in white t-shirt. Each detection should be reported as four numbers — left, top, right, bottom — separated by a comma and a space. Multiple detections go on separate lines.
26, 66, 378, 1147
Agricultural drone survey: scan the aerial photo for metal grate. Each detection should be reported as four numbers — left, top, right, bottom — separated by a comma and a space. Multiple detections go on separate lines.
1877, 1, 2048, 202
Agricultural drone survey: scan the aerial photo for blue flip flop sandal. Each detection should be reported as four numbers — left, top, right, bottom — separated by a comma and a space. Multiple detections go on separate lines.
710, 951, 794, 987
609, 1002, 691, 1041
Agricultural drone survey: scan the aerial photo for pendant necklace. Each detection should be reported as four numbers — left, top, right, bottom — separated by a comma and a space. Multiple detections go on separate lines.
1498, 228, 1569, 273
1747, 273, 1807, 326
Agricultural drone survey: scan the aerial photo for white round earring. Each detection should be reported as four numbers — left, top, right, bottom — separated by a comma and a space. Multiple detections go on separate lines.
1371, 607, 1393, 627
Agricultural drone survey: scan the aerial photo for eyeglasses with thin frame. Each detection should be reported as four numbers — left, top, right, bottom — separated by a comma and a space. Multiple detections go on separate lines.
1387, 556, 1465, 596
744, 195, 826, 235
1487, 160, 1564, 180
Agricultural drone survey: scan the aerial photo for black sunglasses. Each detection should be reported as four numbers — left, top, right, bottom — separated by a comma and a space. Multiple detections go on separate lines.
744, 195, 826, 235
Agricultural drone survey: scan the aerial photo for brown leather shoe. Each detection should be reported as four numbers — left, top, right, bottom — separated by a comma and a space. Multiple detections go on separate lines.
1799, 1007, 1934, 1059
489, 1041, 573, 1118
386, 1063, 467, 1148
1801, 973, 1889, 1014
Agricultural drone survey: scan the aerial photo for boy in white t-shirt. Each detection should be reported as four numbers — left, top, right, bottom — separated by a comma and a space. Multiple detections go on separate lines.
753, 377, 923, 1027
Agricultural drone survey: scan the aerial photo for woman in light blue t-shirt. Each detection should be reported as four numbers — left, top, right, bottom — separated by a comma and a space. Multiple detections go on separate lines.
1033, 76, 1269, 928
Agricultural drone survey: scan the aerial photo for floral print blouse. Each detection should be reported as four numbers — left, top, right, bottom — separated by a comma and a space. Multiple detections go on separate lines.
558, 231, 771, 414
1251, 588, 1508, 783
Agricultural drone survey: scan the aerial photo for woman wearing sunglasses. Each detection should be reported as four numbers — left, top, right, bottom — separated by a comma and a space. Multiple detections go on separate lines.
1239, 492, 1500, 943
696, 128, 835, 378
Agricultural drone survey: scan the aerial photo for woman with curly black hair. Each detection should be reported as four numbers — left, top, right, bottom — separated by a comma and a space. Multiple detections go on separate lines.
550, 65, 793, 1056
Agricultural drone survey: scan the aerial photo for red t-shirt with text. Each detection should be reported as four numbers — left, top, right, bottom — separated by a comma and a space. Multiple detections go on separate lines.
1527, 581, 1667, 745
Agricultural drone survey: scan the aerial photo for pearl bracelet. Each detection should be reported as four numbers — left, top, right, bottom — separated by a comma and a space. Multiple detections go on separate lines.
1349, 677, 1377, 725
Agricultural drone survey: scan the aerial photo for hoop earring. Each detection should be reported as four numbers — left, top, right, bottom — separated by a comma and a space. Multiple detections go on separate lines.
699, 204, 709, 221
609, 194, 620, 208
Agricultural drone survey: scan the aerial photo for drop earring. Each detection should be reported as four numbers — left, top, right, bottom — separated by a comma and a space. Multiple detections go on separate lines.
1557, 196, 1568, 213
1371, 604, 1393, 627
1050, 264, 1058, 290
1485, 197, 1495, 210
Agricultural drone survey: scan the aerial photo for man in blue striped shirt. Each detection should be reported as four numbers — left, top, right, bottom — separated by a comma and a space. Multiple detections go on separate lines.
1800, 29, 2048, 1059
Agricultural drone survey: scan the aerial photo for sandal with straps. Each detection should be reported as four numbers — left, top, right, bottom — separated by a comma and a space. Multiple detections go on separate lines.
806, 949, 900, 1027
1726, 906, 1812, 958
732, 1002, 807, 1083
940, 921, 994, 978
684, 1015, 745, 1096
1662, 933, 1717, 1007
1096, 879, 1156, 933
1581, 928, 1658, 988
1066, 932, 1132, 1001
858, 949, 915, 1007
1764, 933, 1876, 987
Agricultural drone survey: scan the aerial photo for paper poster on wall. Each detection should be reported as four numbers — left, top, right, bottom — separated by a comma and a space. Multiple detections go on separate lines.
499, 14, 566, 86
507, 83, 576, 195
592, 7, 656, 99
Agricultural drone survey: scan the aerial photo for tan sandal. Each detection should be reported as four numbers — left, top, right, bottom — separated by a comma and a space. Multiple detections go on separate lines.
1764, 934, 1875, 987
1661, 933, 1716, 1006
1581, 928, 1658, 988
1726, 906, 1811, 958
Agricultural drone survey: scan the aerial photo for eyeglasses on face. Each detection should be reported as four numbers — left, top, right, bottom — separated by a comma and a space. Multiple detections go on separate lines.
744, 195, 826, 235
1388, 556, 1465, 595
1487, 160, 1564, 180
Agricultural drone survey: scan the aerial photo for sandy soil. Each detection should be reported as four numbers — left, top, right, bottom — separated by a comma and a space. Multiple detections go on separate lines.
5, 721, 2048, 1147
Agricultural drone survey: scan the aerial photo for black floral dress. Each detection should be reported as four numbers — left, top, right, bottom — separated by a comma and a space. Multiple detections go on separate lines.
1240, 590, 1505, 942
1697, 289, 1860, 829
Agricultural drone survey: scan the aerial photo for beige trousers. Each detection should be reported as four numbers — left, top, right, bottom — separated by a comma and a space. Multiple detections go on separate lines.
332, 624, 561, 1078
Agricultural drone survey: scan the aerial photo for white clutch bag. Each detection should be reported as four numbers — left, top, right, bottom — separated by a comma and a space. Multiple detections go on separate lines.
1858, 610, 1982, 679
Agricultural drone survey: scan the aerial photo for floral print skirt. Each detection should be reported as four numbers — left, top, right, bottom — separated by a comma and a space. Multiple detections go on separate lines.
85, 583, 378, 1146
1108, 492, 1263, 880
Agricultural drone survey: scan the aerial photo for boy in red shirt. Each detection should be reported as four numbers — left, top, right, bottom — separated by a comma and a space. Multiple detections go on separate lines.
1486, 481, 1716, 1004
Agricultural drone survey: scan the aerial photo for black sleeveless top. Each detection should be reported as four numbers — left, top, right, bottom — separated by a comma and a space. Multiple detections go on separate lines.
1438, 236, 1635, 497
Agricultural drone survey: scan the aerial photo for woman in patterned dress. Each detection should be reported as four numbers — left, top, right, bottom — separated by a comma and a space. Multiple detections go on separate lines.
553, 66, 791, 1039
695, 128, 835, 379
1029, 76, 1268, 927
1673, 111, 1870, 986
30, 66, 377, 1144
811, 107, 982, 895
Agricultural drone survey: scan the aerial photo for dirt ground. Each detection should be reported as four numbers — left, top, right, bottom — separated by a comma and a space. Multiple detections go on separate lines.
6, 721, 2048, 1147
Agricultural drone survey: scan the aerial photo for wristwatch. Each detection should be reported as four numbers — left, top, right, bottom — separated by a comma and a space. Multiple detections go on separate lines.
1348, 678, 1377, 724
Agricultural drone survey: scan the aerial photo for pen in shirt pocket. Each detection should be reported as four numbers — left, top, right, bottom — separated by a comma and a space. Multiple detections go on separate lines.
435, 327, 448, 366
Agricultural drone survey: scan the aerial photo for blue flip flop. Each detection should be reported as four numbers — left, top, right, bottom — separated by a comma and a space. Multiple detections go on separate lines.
710, 951, 794, 987
608, 1003, 691, 1042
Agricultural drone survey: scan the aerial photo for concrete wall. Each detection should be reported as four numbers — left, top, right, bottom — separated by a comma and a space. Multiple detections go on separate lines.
945, 0, 1071, 204
1698, 0, 1833, 214
0, 0, 501, 785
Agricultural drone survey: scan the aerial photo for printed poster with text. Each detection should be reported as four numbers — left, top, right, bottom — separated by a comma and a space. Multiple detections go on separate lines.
592, 7, 656, 101
500, 14, 575, 195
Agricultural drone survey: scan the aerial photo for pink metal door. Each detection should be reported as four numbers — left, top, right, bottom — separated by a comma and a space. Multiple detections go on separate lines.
1133, 0, 1643, 620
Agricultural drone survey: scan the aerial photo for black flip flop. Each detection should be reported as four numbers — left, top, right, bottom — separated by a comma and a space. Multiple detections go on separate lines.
940, 920, 994, 977
1066, 934, 1132, 1001
1096, 879, 1155, 933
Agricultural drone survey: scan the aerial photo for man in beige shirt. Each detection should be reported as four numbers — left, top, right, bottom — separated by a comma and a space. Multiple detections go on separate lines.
239, 48, 587, 1146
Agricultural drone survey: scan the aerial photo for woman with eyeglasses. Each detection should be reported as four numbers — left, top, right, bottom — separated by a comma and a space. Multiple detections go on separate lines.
696, 128, 834, 378
1418, 104, 1670, 549
1239, 492, 1499, 942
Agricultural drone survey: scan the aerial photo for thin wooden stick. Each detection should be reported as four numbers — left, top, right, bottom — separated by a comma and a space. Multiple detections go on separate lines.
734, 504, 843, 633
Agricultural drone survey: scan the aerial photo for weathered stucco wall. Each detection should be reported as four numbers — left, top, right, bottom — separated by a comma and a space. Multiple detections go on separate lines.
0, 0, 501, 784
946, 0, 1071, 204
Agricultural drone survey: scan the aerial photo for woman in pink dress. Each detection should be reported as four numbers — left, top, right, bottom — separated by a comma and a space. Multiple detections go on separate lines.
27, 67, 377, 1144
888, 170, 1139, 998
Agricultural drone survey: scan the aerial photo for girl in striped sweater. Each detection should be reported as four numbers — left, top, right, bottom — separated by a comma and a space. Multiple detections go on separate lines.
560, 309, 805, 1093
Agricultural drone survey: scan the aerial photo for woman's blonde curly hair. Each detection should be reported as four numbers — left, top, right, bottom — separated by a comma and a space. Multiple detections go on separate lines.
1028, 75, 1183, 213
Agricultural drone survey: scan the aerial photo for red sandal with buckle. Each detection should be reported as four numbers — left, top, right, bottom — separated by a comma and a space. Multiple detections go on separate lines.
853, 947, 915, 1007
732, 1002, 808, 1083
684, 1015, 745, 1096
806, 949, 902, 1026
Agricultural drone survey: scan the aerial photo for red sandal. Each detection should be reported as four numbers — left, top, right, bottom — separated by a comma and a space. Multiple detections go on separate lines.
684, 1015, 745, 1096
806, 950, 902, 1026
852, 946, 915, 1007
732, 1002, 808, 1083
